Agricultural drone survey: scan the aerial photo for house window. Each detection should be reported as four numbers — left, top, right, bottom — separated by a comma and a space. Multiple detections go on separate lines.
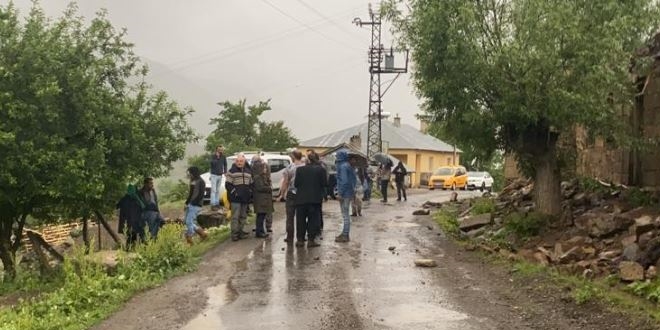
428, 157, 434, 171
447, 157, 452, 165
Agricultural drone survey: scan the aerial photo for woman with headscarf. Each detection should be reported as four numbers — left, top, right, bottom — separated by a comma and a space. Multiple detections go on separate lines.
184, 166, 209, 245
251, 159, 274, 238
117, 184, 146, 249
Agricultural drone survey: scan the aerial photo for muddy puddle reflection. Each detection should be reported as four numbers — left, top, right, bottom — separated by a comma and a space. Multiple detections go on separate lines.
180, 283, 238, 330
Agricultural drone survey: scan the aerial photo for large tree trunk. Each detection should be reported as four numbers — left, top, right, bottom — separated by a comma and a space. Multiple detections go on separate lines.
82, 216, 90, 254
0, 217, 16, 280
533, 145, 562, 216
515, 122, 563, 217
0, 241, 15, 281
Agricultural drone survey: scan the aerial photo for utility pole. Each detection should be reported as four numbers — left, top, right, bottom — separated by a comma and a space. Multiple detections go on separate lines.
354, 4, 408, 159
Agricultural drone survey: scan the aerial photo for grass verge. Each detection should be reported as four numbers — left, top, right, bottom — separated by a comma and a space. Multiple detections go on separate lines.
0, 223, 230, 330
508, 259, 660, 321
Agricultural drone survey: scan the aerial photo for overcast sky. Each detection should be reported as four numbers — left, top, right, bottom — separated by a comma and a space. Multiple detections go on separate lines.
11, 0, 422, 142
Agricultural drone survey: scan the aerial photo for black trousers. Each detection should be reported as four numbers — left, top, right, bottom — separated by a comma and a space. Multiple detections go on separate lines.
396, 181, 407, 200
285, 191, 296, 241
296, 203, 321, 242
380, 180, 389, 201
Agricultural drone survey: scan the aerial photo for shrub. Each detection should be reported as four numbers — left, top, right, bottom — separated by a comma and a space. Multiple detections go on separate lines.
131, 225, 193, 277
578, 177, 610, 194
0, 224, 225, 330
623, 188, 656, 208
504, 212, 550, 238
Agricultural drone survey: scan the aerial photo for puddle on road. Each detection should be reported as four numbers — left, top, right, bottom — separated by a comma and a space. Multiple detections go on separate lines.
180, 283, 238, 330
376, 302, 469, 326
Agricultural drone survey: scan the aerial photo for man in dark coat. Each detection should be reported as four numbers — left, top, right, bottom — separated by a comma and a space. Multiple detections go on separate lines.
294, 152, 328, 247
393, 161, 408, 201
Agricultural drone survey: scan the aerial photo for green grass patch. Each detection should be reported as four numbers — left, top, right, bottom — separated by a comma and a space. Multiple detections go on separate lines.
434, 208, 461, 238
507, 259, 660, 321
572, 282, 600, 305
627, 280, 660, 303
504, 212, 550, 238
511, 261, 545, 276
471, 198, 495, 215
0, 223, 230, 330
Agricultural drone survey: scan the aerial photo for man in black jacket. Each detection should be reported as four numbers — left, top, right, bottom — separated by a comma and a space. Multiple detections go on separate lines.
393, 161, 408, 201
210, 145, 228, 211
225, 154, 253, 241
294, 152, 328, 247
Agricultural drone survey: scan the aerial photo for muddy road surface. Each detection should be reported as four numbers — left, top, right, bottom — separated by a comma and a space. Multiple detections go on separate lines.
93, 190, 650, 330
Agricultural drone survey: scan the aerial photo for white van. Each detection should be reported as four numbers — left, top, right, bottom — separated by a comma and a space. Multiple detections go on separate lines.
201, 151, 292, 204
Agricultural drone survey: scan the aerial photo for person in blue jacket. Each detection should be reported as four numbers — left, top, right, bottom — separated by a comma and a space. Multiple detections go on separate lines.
334, 150, 357, 243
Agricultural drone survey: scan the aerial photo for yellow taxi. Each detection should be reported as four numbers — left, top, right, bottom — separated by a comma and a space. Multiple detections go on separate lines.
428, 166, 468, 190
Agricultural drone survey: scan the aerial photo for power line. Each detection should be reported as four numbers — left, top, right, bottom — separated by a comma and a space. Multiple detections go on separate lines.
150, 5, 364, 76
258, 0, 363, 52
165, 5, 363, 69
293, 0, 366, 43
260, 56, 365, 96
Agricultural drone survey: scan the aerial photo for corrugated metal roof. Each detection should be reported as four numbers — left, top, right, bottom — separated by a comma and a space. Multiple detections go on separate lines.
300, 120, 460, 153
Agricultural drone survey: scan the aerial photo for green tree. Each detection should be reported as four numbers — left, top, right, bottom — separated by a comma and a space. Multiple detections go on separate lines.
255, 121, 299, 152
195, 99, 299, 167
384, 0, 659, 215
0, 3, 195, 279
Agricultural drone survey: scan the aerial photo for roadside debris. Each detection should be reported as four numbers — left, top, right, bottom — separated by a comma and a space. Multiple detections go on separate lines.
413, 209, 431, 216
444, 178, 660, 283
422, 201, 443, 209
414, 259, 438, 267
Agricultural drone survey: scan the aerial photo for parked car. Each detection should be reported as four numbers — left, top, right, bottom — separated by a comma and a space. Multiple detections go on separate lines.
201, 152, 292, 204
428, 166, 468, 190
467, 171, 494, 191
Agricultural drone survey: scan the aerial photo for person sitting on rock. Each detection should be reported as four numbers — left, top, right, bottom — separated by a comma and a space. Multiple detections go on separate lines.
139, 177, 165, 239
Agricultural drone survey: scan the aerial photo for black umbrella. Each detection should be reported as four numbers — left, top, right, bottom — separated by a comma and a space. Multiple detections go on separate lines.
373, 152, 392, 166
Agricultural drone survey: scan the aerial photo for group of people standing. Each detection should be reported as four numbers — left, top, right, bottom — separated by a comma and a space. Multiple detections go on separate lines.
278, 149, 361, 246
179, 145, 409, 247
377, 160, 408, 203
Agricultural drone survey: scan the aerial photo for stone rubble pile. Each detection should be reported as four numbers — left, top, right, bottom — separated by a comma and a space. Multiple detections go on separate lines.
454, 178, 660, 283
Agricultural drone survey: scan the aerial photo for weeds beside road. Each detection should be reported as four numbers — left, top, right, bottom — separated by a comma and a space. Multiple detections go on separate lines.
0, 223, 230, 330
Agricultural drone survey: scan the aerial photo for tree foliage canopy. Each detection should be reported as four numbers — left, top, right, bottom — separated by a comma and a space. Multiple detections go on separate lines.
204, 99, 298, 154
384, 0, 660, 214
0, 3, 195, 278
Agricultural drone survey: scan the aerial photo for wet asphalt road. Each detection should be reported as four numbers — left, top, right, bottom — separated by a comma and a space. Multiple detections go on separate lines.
92, 190, 654, 330
95, 189, 539, 330
180, 190, 486, 330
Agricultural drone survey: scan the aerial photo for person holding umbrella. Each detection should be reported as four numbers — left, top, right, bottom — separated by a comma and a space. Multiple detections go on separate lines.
374, 153, 393, 203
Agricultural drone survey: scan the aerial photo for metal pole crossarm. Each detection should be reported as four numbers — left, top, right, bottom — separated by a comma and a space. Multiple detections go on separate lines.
355, 4, 408, 159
